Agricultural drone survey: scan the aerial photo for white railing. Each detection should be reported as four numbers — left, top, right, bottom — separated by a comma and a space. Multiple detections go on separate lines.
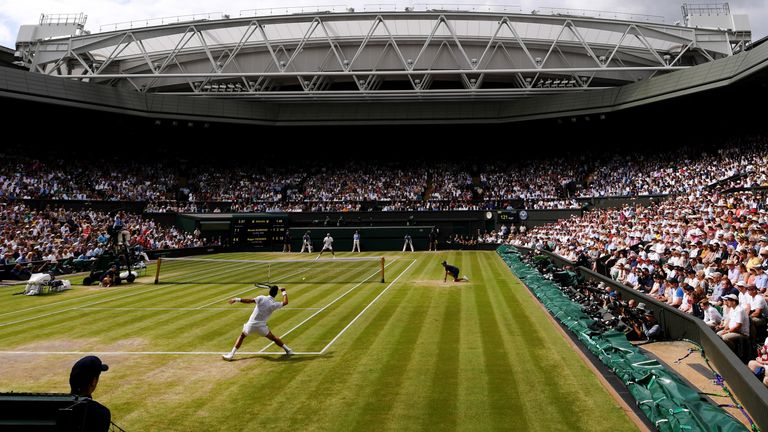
412, 3, 522, 13
99, 12, 225, 32
240, 5, 349, 17
40, 13, 87, 26
536, 7, 665, 23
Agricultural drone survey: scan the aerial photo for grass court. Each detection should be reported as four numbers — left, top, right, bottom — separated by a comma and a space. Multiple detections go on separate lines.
0, 251, 637, 431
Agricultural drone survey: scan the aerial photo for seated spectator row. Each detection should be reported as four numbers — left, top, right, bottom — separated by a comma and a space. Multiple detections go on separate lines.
508, 187, 768, 366
0, 203, 215, 279
2, 135, 767, 211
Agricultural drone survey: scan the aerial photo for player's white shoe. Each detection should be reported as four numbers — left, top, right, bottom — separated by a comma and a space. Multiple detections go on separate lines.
222, 353, 234, 361
285, 348, 294, 356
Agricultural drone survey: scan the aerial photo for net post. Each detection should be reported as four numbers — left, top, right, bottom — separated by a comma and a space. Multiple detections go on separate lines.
154, 258, 162, 284
380, 256, 385, 283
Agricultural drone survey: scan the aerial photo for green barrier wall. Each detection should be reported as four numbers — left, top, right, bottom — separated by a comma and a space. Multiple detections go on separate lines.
497, 246, 749, 432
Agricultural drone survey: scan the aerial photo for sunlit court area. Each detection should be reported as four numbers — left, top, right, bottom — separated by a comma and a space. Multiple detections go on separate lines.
1, 1, 768, 431
1, 251, 642, 431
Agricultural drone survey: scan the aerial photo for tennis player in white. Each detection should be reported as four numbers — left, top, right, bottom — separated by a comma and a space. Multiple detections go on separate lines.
316, 233, 335, 259
223, 285, 293, 361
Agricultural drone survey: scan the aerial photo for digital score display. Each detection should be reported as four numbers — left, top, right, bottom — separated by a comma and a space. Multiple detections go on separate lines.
231, 214, 287, 249
497, 210, 526, 223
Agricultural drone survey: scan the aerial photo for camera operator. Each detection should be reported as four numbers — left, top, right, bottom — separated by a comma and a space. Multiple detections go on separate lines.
600, 283, 621, 311
638, 309, 662, 342
574, 248, 591, 268
619, 301, 646, 341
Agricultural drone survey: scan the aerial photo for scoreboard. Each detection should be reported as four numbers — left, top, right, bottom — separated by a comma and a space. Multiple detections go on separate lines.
230, 214, 287, 249
497, 210, 528, 224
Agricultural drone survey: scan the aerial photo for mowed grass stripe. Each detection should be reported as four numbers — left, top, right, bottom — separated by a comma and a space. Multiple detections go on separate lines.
483, 253, 570, 430
380, 255, 458, 430
0, 252, 272, 317
0, 257, 249, 323
53, 272, 377, 352
1, 252, 640, 432
0, 258, 372, 349
263, 260, 410, 352
348, 261, 437, 431
102, 259, 400, 353
448, 250, 525, 431
473, 251, 531, 430
252, 261, 401, 347
246, 264, 420, 431
494, 258, 638, 432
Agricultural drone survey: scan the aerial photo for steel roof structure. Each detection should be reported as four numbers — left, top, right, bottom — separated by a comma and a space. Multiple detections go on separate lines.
5, 6, 765, 125
14, 8, 750, 102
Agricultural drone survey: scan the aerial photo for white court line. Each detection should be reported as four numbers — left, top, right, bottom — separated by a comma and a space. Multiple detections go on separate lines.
256, 259, 398, 353
193, 266, 314, 309
320, 259, 417, 354
76, 307, 321, 311
0, 351, 322, 356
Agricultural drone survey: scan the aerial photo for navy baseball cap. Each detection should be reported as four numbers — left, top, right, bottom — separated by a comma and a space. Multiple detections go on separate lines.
69, 356, 108, 391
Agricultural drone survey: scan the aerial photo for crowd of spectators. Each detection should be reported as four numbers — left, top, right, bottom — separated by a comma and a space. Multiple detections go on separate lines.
0, 203, 211, 278
2, 136, 765, 212
508, 189, 768, 365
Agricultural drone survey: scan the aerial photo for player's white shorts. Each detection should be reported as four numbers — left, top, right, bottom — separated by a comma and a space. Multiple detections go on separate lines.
243, 321, 269, 337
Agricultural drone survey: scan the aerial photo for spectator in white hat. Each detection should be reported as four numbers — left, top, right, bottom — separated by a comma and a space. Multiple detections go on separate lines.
718, 294, 750, 358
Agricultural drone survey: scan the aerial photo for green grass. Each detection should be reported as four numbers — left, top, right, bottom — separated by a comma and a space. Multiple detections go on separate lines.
0, 251, 638, 431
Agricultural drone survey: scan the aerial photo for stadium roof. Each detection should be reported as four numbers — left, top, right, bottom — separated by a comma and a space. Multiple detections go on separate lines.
2, 8, 763, 125
13, 9, 750, 101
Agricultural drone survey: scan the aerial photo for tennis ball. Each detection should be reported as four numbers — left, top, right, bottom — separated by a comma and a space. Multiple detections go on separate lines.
302, 277, 306, 281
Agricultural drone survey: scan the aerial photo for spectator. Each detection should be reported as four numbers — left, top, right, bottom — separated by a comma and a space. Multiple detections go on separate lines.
701, 300, 723, 330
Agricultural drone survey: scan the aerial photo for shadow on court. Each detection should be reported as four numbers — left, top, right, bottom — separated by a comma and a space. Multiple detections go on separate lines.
234, 354, 332, 363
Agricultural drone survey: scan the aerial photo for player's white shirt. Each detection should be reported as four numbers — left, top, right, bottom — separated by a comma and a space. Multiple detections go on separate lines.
247, 295, 283, 324
323, 236, 334, 248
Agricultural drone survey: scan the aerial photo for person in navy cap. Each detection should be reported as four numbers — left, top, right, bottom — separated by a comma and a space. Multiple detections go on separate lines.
69, 355, 111, 431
